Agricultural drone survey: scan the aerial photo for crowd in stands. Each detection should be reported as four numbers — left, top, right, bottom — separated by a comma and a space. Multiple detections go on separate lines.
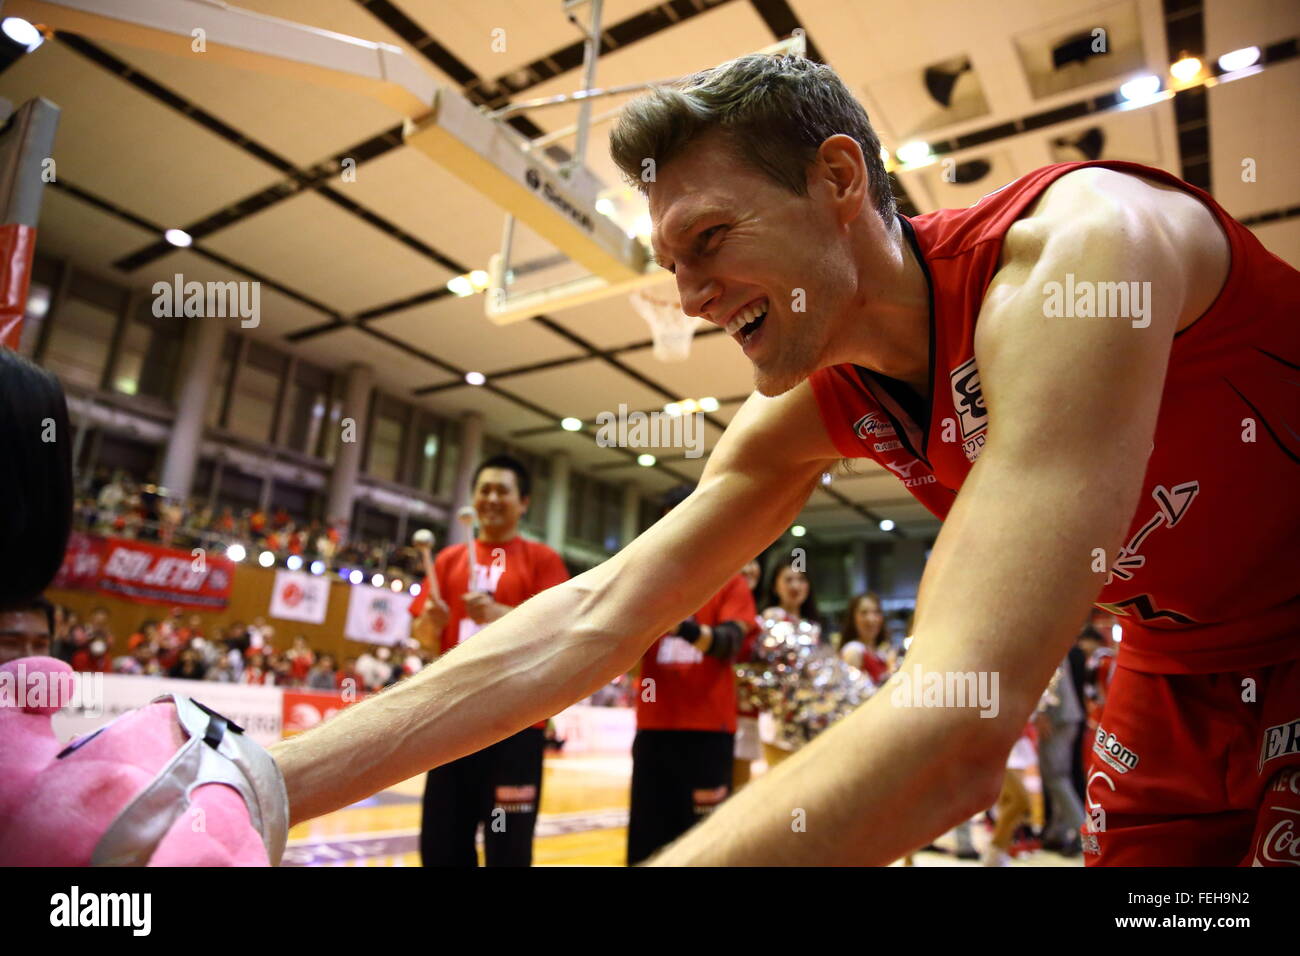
47, 603, 435, 692
75, 468, 426, 580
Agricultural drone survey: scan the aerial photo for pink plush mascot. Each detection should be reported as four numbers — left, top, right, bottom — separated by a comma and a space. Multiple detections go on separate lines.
0, 657, 288, 866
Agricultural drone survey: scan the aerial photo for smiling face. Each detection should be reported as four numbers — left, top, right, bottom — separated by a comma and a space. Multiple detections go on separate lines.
473, 467, 528, 538
648, 132, 864, 396
775, 567, 809, 611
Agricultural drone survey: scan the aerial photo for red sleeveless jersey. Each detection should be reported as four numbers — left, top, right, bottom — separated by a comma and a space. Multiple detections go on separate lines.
810, 161, 1299, 675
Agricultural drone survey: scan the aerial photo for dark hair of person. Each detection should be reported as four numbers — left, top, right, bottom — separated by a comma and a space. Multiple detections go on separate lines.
764, 562, 820, 628
473, 454, 531, 499
0, 349, 73, 607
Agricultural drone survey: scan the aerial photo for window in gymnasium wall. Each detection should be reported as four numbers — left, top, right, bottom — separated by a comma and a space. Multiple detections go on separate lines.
366, 393, 407, 483
205, 333, 238, 428
436, 421, 462, 498
284, 361, 333, 457
39, 270, 123, 391
112, 300, 185, 401
226, 341, 286, 443
315, 375, 347, 464
411, 413, 442, 494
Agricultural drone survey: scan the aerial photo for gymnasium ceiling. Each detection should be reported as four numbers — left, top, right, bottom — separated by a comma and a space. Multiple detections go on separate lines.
2, 0, 1298, 544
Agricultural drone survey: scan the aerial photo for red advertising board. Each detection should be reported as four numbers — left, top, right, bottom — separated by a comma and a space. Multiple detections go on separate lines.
281, 689, 368, 737
53, 532, 235, 609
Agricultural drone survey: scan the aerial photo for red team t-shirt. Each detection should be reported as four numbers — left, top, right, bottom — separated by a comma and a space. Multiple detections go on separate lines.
408, 535, 569, 729
808, 161, 1300, 677
636, 573, 757, 733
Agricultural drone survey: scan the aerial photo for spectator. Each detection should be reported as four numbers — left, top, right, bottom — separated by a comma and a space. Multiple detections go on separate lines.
241, 651, 269, 685
287, 635, 314, 685
169, 645, 207, 680
72, 637, 113, 673
337, 656, 362, 694
306, 653, 337, 690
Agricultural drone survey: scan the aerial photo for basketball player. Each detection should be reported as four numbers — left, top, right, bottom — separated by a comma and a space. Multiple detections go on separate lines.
271, 55, 1299, 866
407, 454, 569, 866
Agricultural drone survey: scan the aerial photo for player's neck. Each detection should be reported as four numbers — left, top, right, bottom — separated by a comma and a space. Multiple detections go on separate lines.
839, 214, 931, 395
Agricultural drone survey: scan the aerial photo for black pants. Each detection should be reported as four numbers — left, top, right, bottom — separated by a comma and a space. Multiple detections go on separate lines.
626, 729, 734, 865
420, 727, 545, 867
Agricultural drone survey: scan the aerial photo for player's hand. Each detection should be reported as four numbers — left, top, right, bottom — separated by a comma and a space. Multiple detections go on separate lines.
462, 591, 505, 625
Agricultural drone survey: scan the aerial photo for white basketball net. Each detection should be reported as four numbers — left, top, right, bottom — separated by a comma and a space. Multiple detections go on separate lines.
629, 287, 698, 362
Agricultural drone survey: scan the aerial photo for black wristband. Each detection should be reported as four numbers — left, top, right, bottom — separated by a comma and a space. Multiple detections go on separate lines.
676, 619, 701, 643
704, 620, 744, 659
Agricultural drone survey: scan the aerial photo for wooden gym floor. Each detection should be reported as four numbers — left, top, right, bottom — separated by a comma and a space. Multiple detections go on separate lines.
285, 751, 1082, 867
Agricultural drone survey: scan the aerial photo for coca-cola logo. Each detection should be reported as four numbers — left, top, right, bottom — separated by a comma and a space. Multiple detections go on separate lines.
1254, 818, 1300, 866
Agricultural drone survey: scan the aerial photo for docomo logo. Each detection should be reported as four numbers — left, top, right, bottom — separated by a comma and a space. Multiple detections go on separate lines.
0, 662, 104, 717
1093, 725, 1140, 773
152, 273, 261, 328
1254, 818, 1300, 866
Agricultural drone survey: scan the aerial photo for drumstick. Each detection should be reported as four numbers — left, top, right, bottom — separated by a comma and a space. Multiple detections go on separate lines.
410, 528, 442, 605
456, 506, 478, 590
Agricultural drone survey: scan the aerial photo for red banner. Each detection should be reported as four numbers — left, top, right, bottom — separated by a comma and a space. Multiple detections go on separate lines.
281, 689, 368, 738
53, 532, 235, 609
0, 223, 36, 350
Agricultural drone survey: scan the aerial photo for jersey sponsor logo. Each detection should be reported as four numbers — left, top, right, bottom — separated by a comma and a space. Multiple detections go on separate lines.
1254, 819, 1300, 866
1093, 725, 1140, 774
1260, 718, 1300, 773
885, 459, 938, 487
948, 357, 988, 462
873, 440, 902, 452
853, 411, 896, 440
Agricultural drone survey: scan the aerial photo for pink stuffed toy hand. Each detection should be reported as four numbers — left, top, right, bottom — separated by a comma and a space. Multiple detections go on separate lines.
0, 657, 288, 866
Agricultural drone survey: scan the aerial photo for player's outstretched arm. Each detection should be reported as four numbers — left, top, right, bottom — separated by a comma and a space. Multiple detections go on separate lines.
270, 381, 838, 825
650, 168, 1226, 865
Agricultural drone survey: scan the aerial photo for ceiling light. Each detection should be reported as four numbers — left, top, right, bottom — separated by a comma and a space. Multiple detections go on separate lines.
896, 141, 933, 165
698, 396, 719, 412
2, 18, 43, 51
1119, 75, 1161, 102
310, 560, 326, 575
791, 525, 806, 537
879, 519, 896, 532
226, 543, 246, 563
469, 269, 489, 290
389, 579, 404, 592
1170, 56, 1202, 83
637, 454, 656, 467
446, 275, 474, 296
371, 573, 385, 588
164, 228, 192, 248
349, 569, 364, 585
286, 554, 303, 571
258, 550, 275, 568
410, 582, 422, 596
561, 417, 582, 431
596, 197, 615, 216
1217, 47, 1260, 73
465, 371, 486, 386
663, 402, 682, 417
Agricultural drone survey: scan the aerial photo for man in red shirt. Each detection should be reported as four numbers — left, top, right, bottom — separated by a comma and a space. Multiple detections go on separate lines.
628, 486, 756, 864
271, 55, 1298, 866
407, 454, 569, 867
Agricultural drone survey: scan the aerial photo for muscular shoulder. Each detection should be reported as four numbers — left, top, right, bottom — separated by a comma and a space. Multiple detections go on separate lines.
998, 167, 1229, 327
